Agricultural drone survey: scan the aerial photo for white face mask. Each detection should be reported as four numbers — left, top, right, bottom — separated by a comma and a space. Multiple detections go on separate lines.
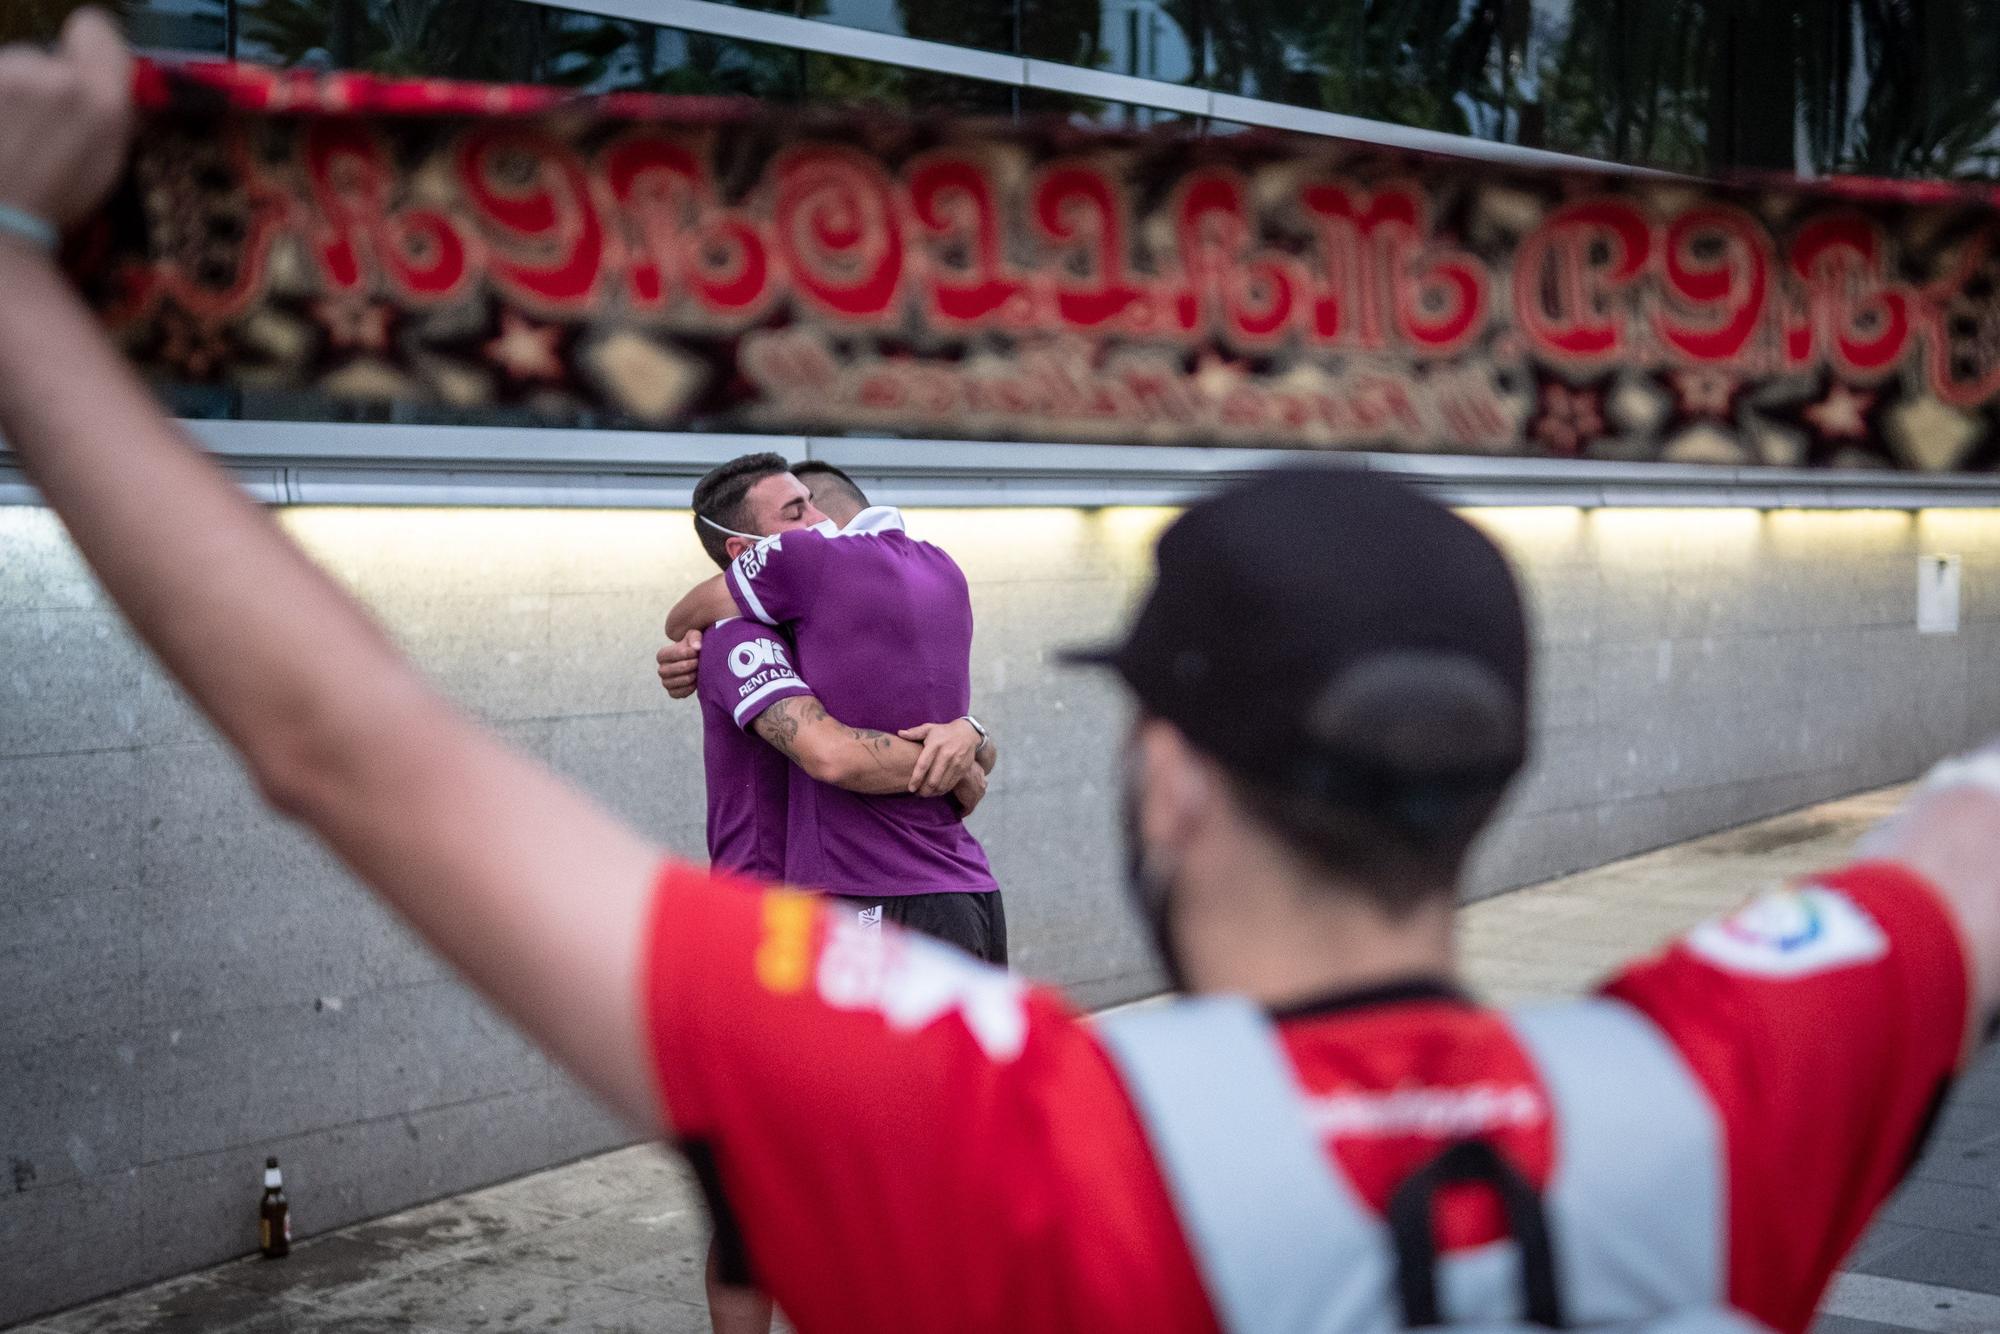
698, 512, 842, 545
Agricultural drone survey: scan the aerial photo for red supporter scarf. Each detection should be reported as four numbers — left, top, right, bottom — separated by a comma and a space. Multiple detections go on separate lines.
72, 58, 2000, 469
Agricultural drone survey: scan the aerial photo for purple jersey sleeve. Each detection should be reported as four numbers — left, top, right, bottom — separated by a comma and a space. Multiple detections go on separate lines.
726, 528, 833, 627
699, 619, 814, 731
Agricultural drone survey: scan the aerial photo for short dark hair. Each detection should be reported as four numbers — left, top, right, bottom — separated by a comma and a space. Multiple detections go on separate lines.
1225, 770, 1509, 918
1213, 650, 1524, 915
691, 452, 792, 569
790, 459, 869, 512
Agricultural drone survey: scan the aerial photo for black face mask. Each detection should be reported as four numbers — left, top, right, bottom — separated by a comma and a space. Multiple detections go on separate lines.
1120, 760, 1190, 994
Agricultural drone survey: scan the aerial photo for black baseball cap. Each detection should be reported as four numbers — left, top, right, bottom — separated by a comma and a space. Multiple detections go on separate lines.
1063, 466, 1530, 822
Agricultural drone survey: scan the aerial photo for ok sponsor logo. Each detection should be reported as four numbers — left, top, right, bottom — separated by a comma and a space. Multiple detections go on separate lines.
729, 636, 792, 679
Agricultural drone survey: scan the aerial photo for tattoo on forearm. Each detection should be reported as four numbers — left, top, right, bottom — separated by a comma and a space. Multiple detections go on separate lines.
755, 697, 902, 776
754, 697, 818, 760
849, 725, 896, 755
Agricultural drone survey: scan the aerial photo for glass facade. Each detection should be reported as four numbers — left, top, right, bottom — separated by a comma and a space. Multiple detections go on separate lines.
18, 0, 1992, 179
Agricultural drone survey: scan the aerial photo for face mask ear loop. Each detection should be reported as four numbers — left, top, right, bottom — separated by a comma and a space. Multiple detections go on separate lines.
697, 512, 763, 542
1121, 754, 1191, 995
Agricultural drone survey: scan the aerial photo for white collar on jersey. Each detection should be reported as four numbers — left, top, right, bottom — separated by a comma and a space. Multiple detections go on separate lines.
739, 505, 908, 559
822, 505, 906, 537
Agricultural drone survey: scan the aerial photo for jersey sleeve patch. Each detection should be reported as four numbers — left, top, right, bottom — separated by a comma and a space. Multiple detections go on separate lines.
724, 633, 807, 727
1684, 884, 1890, 978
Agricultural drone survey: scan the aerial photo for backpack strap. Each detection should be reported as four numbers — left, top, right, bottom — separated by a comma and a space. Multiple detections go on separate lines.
1096, 997, 1393, 1334
1388, 1138, 1563, 1328
1507, 999, 1728, 1319
1097, 996, 1734, 1334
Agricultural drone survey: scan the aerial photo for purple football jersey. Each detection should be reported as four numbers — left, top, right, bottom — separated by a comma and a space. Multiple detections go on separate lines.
696, 618, 812, 882
726, 508, 998, 897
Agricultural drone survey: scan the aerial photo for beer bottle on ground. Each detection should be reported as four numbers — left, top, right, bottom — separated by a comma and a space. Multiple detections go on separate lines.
259, 1157, 291, 1259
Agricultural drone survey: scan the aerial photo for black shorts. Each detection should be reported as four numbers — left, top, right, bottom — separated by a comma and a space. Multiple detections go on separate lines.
826, 889, 1008, 966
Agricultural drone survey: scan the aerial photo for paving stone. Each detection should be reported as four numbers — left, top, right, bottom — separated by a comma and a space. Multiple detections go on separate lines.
209, 1234, 447, 1305
38, 1273, 429, 1334
1909, 1133, 2000, 1192
1881, 1179, 2000, 1239
337, 1194, 573, 1264
1850, 1227, 2000, 1298
1845, 1221, 1928, 1273
1812, 1317, 1923, 1334
331, 1256, 654, 1331
452, 1144, 694, 1222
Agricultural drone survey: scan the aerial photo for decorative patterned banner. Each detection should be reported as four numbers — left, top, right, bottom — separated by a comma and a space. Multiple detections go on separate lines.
75, 59, 2000, 470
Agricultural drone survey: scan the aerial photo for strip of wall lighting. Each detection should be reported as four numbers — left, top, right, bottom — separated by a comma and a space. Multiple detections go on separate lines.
6, 423, 2000, 510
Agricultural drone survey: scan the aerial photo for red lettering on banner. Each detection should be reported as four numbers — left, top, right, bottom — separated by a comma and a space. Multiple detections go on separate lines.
908, 155, 1028, 326
604, 134, 770, 317
119, 125, 286, 323
1300, 185, 1411, 347
1652, 205, 1769, 363
1394, 238, 1487, 354
1173, 172, 1298, 347
101, 72, 2000, 462
458, 126, 605, 308
1923, 230, 2000, 408
1784, 216, 1911, 375
1296, 183, 1484, 353
1033, 165, 1148, 330
1512, 199, 1651, 361
774, 147, 905, 321
303, 121, 469, 300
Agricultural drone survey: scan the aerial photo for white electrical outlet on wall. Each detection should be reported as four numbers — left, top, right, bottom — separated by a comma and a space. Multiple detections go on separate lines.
1919, 555, 1962, 635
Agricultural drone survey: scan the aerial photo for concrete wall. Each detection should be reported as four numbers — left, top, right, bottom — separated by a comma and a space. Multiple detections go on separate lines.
5, 499, 2000, 1323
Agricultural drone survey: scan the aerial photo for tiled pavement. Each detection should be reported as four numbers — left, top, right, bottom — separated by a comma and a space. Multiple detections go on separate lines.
17, 782, 2000, 1333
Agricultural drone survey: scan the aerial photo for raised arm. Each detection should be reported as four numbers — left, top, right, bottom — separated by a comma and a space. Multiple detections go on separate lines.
0, 18, 664, 1129
1853, 743, 2000, 1057
666, 574, 735, 641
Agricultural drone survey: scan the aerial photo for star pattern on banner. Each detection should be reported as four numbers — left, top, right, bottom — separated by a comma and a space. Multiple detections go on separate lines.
485, 312, 566, 382
1191, 350, 1251, 397
1801, 382, 1877, 440
1766, 374, 1898, 468
1529, 379, 1606, 456
156, 307, 231, 380
1667, 368, 1742, 421
314, 297, 396, 353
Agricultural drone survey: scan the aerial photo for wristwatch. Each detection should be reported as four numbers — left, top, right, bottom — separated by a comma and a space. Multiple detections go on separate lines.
961, 714, 990, 747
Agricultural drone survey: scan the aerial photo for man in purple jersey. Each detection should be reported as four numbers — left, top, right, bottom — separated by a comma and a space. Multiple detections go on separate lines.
667, 464, 1007, 968
664, 452, 992, 1334
666, 453, 992, 884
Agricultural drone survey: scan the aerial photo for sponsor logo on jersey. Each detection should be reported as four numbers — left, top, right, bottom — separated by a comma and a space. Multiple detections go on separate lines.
754, 890, 816, 995
857, 905, 883, 931
1304, 1082, 1547, 1140
1686, 885, 1889, 978
729, 637, 792, 679
817, 917, 1028, 1061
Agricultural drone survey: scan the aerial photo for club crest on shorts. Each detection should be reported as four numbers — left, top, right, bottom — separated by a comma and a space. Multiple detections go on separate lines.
1686, 885, 1889, 977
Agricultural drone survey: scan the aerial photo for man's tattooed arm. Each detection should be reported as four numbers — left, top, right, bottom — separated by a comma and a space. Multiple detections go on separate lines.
751, 695, 927, 795
754, 695, 816, 762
